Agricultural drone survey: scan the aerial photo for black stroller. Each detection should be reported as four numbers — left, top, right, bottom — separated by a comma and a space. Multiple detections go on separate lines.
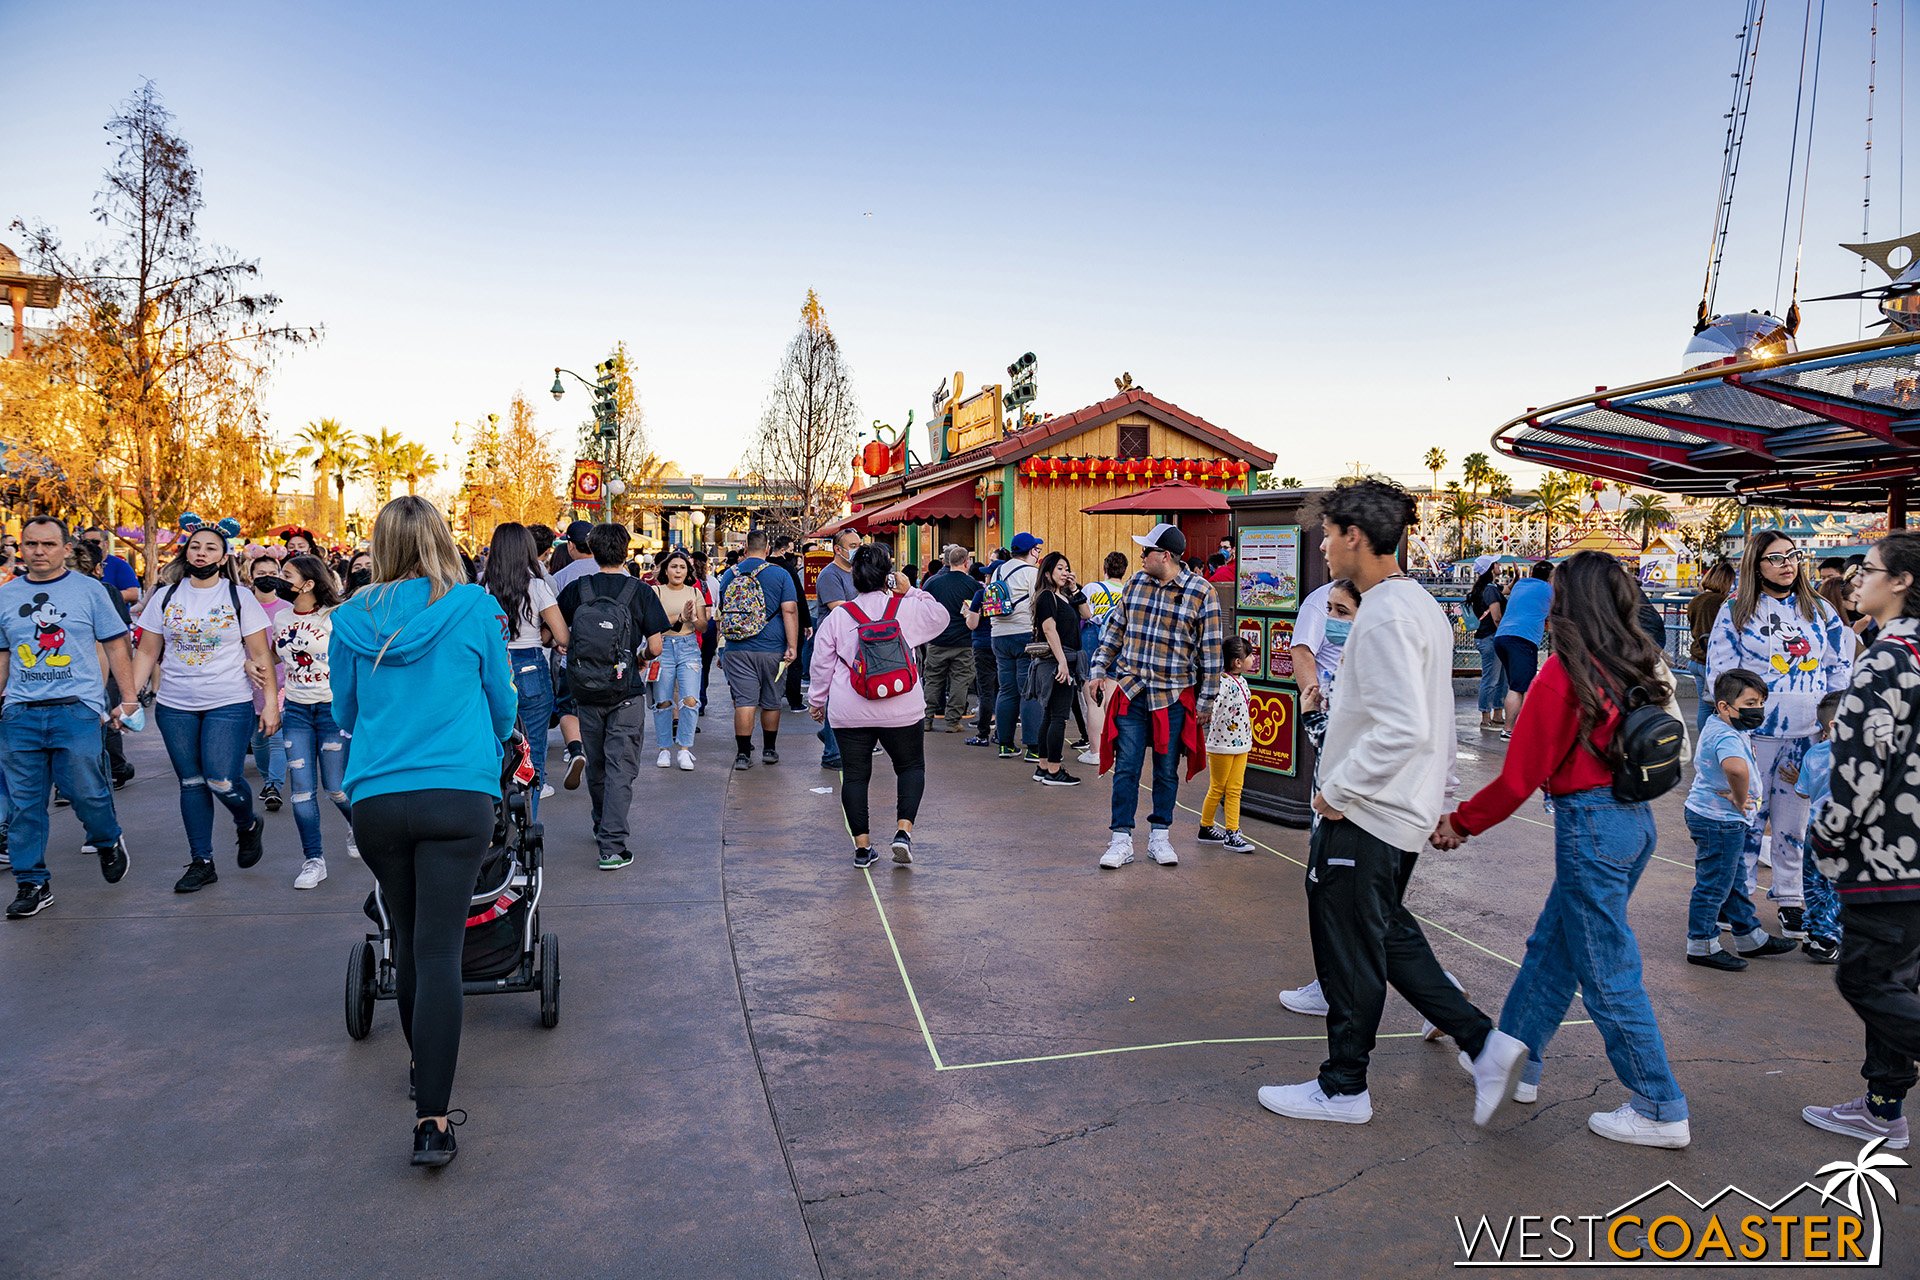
345, 734, 560, 1037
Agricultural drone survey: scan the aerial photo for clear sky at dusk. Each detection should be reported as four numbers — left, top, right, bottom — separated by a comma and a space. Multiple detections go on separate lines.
5, 1, 1913, 491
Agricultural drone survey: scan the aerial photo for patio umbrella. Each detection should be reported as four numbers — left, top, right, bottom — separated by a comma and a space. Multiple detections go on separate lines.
1080, 478, 1229, 515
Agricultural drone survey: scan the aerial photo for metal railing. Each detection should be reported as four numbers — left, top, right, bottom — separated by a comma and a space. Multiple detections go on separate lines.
1428, 586, 1697, 675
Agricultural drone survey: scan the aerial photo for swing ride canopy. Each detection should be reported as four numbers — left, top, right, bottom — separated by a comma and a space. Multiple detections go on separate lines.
1492, 329, 1920, 514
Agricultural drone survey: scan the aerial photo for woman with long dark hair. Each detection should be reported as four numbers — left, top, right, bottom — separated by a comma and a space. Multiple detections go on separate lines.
1437, 551, 1691, 1148
651, 548, 707, 771
1686, 560, 1735, 733
1466, 559, 1507, 730
331, 496, 516, 1166
1028, 550, 1088, 786
271, 555, 354, 887
131, 522, 278, 893
481, 523, 568, 818
1706, 530, 1852, 938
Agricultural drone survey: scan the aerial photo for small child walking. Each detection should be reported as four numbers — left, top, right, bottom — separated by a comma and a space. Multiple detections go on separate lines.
1198, 635, 1255, 853
1685, 668, 1798, 970
1793, 691, 1845, 963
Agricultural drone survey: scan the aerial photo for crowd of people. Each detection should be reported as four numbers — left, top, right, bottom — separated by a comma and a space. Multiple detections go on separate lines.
9, 479, 1920, 1172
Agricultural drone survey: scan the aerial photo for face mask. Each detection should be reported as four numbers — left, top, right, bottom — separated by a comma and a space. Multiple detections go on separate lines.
348, 568, 372, 589
185, 560, 223, 580
253, 575, 285, 596
1324, 619, 1352, 645
1732, 706, 1766, 732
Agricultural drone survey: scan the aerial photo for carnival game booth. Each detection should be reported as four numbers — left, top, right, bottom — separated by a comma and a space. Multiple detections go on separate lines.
844, 386, 1276, 576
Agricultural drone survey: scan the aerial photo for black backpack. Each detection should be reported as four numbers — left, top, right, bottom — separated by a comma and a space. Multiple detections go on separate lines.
1608, 686, 1685, 803
568, 577, 641, 705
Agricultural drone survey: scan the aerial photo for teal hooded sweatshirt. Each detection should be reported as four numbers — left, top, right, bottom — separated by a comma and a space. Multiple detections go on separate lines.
329, 578, 518, 805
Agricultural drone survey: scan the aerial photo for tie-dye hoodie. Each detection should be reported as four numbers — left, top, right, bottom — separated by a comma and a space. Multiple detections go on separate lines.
1705, 590, 1852, 740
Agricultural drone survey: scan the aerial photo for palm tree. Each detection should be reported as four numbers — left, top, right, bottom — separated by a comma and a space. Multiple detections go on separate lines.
1817, 1137, 1908, 1264
332, 442, 366, 539
1534, 471, 1580, 556
1278, 476, 1302, 489
397, 440, 440, 495
1486, 471, 1514, 504
1441, 490, 1484, 561
1423, 448, 1446, 496
1620, 491, 1675, 552
1461, 451, 1494, 501
295, 417, 356, 543
261, 444, 299, 496
360, 428, 407, 508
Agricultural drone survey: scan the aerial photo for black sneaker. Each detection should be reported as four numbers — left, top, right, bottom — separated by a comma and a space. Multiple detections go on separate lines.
997, 745, 1020, 760
53, 793, 71, 810
1196, 825, 1229, 844
890, 831, 913, 864
1687, 948, 1747, 971
1068, 737, 1090, 752
410, 1110, 466, 1168
236, 817, 266, 869
1031, 766, 1048, 783
1039, 769, 1083, 787
6, 882, 52, 919
762, 749, 780, 765
262, 783, 283, 813
1803, 936, 1841, 964
1778, 907, 1807, 939
853, 846, 877, 869
1023, 748, 1042, 763
112, 768, 135, 790
1737, 933, 1799, 959
733, 752, 753, 771
96, 837, 130, 885
174, 859, 218, 893
563, 743, 587, 790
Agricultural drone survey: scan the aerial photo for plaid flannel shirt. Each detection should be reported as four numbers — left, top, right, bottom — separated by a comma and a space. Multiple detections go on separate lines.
1090, 569, 1223, 719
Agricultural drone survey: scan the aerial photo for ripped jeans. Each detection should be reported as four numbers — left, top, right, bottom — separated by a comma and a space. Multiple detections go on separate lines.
280, 699, 352, 860
155, 700, 259, 863
651, 632, 702, 752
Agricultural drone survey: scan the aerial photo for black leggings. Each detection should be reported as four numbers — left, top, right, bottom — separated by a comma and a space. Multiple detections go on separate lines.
352, 789, 494, 1118
833, 723, 925, 840
1039, 667, 1079, 764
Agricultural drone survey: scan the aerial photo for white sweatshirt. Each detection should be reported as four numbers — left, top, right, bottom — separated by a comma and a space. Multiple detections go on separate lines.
1316, 577, 1457, 851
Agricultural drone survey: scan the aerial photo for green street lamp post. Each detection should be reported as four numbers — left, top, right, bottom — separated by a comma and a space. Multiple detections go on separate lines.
550, 359, 621, 521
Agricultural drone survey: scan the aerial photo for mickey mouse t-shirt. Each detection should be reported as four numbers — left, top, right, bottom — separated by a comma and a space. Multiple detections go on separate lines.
137, 577, 271, 711
274, 606, 338, 705
0, 570, 129, 716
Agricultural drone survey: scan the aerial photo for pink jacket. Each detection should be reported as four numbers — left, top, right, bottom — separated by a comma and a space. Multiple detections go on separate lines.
807, 588, 952, 729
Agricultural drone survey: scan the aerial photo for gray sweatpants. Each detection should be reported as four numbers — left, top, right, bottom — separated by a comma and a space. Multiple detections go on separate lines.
579, 696, 648, 860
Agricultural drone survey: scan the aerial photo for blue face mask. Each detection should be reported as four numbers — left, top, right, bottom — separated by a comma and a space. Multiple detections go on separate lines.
1324, 618, 1352, 645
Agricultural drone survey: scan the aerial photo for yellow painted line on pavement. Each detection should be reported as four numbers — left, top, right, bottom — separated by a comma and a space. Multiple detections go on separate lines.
936, 1022, 1596, 1073
863, 866, 945, 1070
1510, 811, 1693, 870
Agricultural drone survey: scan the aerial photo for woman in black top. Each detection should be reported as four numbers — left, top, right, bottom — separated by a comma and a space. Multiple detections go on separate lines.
1029, 552, 1089, 786
1468, 563, 1507, 730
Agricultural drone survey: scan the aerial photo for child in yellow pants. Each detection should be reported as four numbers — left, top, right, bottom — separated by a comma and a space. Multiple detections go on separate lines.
1199, 636, 1255, 853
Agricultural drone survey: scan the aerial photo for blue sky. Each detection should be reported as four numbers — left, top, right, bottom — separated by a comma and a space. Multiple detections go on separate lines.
4, 1, 1913, 491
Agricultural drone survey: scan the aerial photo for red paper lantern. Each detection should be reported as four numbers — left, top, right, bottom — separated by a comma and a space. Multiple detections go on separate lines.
862, 440, 891, 477
1103, 459, 1118, 482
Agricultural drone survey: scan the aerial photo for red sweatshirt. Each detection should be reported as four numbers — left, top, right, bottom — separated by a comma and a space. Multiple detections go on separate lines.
1451, 655, 1618, 837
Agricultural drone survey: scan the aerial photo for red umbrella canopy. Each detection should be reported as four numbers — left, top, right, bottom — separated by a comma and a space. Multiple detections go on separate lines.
1080, 478, 1229, 515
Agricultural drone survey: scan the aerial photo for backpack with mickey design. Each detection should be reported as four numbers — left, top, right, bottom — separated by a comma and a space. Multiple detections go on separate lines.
843, 596, 919, 700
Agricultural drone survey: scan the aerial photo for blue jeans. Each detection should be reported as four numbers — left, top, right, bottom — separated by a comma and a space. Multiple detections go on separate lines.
251, 721, 287, 789
155, 701, 259, 862
1108, 696, 1189, 832
511, 649, 555, 822
0, 701, 121, 887
1497, 788, 1688, 1122
1685, 659, 1712, 734
819, 708, 840, 767
652, 633, 702, 752
280, 699, 351, 860
992, 632, 1040, 750
1685, 807, 1763, 943
1474, 635, 1507, 713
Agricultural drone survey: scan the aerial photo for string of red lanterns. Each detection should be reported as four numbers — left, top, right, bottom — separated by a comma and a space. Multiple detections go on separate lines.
1014, 456, 1252, 485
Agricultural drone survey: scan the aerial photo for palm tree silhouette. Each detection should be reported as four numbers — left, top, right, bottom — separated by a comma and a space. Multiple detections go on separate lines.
1423, 448, 1446, 496
1817, 1137, 1909, 1262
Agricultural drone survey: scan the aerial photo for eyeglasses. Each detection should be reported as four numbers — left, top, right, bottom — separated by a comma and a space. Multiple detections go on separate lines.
1857, 564, 1897, 580
1758, 551, 1804, 567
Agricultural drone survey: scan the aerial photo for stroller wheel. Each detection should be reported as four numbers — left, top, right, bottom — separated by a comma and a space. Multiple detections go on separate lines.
539, 932, 560, 1029
345, 941, 377, 1040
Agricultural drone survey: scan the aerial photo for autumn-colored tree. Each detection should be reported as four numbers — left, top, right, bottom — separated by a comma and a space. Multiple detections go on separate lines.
744, 289, 861, 536
11, 82, 315, 584
577, 339, 653, 493
489, 393, 560, 532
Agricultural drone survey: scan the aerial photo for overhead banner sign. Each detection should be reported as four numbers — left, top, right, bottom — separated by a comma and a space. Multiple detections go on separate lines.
571, 459, 604, 505
950, 385, 1005, 455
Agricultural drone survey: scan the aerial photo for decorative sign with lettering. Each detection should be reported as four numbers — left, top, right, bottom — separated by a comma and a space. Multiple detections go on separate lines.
1247, 688, 1297, 777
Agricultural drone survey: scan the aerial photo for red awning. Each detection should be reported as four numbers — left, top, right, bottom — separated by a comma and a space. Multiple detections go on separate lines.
808, 511, 863, 539
860, 478, 983, 529
1080, 478, 1229, 515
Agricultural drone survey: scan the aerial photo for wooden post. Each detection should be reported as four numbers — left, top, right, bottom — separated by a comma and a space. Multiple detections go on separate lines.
1894, 482, 1909, 531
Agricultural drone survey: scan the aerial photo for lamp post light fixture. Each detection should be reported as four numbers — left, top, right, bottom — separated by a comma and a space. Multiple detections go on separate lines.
550, 359, 621, 520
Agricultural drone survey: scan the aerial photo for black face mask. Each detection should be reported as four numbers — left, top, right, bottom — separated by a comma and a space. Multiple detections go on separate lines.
347, 568, 372, 589
1732, 706, 1766, 732
252, 576, 286, 597
185, 560, 224, 580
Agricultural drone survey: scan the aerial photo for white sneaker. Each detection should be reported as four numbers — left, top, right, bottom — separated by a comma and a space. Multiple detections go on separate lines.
293, 858, 327, 890
1278, 979, 1329, 1016
1588, 1102, 1691, 1149
1147, 829, 1178, 866
1468, 1030, 1528, 1126
539, 783, 555, 799
657, 750, 672, 768
347, 841, 361, 860
676, 750, 695, 771
1458, 1050, 1537, 1103
1077, 749, 1100, 766
1099, 832, 1135, 869
1420, 970, 1466, 1042
1257, 1081, 1372, 1125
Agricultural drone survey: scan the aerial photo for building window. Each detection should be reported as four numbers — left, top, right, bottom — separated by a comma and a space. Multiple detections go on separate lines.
1117, 424, 1150, 458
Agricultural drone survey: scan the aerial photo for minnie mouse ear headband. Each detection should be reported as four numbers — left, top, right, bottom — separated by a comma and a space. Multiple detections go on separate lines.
179, 513, 244, 551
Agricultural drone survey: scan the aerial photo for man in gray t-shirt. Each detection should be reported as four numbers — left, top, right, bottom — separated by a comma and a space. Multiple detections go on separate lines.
989, 532, 1045, 757
811, 529, 860, 766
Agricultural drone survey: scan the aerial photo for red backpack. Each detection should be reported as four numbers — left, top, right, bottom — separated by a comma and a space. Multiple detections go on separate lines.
843, 596, 919, 700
